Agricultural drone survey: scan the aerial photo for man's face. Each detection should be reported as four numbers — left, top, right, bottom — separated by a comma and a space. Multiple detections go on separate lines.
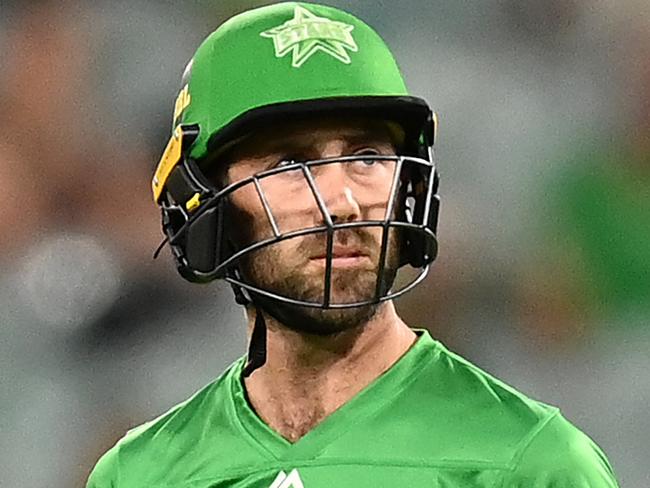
218, 116, 403, 334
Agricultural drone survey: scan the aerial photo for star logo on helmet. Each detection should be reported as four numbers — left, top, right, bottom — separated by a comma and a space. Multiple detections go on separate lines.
261, 5, 358, 68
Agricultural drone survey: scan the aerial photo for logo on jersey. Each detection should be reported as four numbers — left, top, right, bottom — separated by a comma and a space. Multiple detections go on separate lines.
269, 468, 305, 488
261, 6, 358, 68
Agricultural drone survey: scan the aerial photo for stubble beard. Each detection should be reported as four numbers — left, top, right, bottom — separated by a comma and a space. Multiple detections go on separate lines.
240, 229, 401, 336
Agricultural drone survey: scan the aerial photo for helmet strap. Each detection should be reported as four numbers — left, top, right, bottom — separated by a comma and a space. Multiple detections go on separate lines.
242, 307, 267, 377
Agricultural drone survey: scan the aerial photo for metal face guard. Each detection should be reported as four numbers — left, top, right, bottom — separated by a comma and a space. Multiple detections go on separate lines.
159, 154, 438, 309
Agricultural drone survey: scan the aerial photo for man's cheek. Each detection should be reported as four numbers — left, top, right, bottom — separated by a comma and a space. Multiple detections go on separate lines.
257, 171, 322, 235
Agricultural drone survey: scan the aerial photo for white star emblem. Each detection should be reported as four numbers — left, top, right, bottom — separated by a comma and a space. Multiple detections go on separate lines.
261, 5, 358, 68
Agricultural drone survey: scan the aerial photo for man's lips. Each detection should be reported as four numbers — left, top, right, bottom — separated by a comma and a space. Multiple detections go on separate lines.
309, 247, 371, 267
309, 247, 368, 260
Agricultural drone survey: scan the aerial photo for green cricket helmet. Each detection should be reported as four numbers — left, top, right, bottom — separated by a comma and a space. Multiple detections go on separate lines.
152, 2, 440, 313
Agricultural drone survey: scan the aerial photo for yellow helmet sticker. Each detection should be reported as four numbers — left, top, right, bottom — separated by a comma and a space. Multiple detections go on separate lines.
152, 125, 183, 202
173, 85, 191, 126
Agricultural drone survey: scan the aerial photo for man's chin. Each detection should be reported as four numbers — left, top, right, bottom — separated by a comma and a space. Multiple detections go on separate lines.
264, 299, 381, 336
242, 252, 399, 334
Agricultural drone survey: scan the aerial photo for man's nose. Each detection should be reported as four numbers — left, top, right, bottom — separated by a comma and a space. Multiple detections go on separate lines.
313, 162, 361, 223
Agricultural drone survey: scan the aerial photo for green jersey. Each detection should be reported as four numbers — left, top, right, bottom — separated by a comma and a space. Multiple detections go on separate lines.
87, 330, 618, 487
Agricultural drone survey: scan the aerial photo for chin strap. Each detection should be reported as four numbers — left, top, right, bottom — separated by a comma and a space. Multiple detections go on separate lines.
242, 307, 267, 377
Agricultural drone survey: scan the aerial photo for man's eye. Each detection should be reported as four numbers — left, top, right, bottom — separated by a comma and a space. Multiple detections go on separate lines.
354, 149, 381, 166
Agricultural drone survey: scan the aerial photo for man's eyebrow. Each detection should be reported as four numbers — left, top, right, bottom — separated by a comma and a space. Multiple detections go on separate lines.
342, 129, 394, 146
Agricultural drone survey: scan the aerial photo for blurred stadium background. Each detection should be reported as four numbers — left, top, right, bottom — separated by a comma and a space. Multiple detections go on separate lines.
1, 0, 648, 486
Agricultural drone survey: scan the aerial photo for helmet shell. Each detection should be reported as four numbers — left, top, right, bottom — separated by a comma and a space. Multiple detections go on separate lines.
176, 2, 421, 161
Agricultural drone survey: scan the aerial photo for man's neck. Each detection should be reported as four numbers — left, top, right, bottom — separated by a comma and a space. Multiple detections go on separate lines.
243, 302, 417, 443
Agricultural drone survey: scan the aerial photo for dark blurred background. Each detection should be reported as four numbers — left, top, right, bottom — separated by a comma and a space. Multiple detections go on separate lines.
0, 1, 648, 486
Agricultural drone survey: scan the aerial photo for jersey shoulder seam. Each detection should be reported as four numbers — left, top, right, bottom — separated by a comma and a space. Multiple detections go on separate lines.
507, 407, 561, 471
494, 408, 560, 488
435, 341, 549, 405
